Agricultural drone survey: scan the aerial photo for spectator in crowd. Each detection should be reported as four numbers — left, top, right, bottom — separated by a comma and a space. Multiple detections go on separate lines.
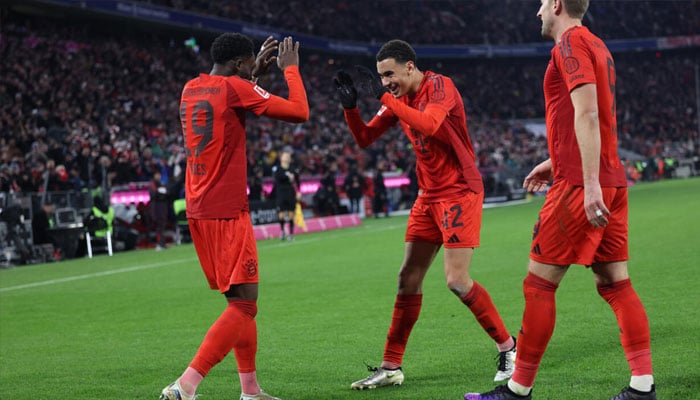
31, 201, 61, 260
0, 166, 12, 192
16, 169, 38, 193
313, 166, 341, 216
0, 7, 696, 226
109, 151, 137, 185
31, 201, 55, 246
90, 195, 115, 240
371, 161, 388, 218
46, 163, 72, 192
342, 162, 366, 214
143, 0, 698, 46
247, 167, 265, 203
0, 203, 31, 263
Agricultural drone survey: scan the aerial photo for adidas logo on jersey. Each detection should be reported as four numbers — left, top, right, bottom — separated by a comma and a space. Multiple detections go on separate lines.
447, 234, 460, 244
532, 243, 541, 255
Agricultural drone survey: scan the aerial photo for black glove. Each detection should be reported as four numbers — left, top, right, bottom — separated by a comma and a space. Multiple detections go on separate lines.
355, 65, 389, 99
333, 70, 358, 109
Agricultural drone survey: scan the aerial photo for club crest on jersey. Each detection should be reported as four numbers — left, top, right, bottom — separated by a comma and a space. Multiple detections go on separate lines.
245, 258, 258, 277
377, 105, 388, 116
253, 85, 271, 99
563, 56, 580, 74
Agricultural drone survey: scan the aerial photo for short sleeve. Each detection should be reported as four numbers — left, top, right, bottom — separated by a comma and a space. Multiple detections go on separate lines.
556, 30, 596, 93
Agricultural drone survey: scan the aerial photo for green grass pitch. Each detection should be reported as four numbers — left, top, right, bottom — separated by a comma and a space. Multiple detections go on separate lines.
1, 178, 698, 399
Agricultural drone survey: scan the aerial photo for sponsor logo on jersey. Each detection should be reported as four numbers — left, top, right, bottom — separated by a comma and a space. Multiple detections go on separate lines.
569, 74, 585, 83
253, 85, 271, 99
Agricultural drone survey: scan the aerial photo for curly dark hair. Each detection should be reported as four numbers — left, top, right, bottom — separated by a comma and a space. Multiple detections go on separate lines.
210, 33, 254, 64
376, 39, 416, 64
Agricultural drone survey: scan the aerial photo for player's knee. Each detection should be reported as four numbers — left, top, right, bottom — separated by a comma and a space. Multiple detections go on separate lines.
446, 277, 472, 298
397, 271, 422, 293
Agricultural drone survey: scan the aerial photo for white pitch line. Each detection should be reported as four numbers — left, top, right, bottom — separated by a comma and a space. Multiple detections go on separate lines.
2, 224, 401, 292
260, 222, 406, 247
0, 257, 197, 293
2, 202, 528, 293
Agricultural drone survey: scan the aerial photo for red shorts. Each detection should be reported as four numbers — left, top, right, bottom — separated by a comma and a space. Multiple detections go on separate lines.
405, 191, 483, 248
530, 180, 629, 266
189, 212, 259, 293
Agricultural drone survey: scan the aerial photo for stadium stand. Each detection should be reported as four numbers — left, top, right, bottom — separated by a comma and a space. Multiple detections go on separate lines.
0, 1, 698, 263
138, 0, 698, 44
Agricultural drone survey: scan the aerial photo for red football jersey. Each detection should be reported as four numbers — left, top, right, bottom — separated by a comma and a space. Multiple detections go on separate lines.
180, 66, 307, 218
345, 71, 483, 201
544, 26, 626, 187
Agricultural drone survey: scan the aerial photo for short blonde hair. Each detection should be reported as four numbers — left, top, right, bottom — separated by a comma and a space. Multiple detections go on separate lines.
563, 0, 589, 19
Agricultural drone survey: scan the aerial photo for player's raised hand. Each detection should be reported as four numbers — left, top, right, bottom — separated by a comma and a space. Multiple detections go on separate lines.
252, 36, 278, 80
355, 65, 389, 99
334, 70, 358, 109
276, 36, 300, 71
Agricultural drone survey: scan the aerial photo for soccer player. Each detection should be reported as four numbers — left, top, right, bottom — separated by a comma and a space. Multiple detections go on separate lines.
160, 34, 308, 400
272, 150, 300, 241
334, 39, 516, 390
464, 1, 655, 399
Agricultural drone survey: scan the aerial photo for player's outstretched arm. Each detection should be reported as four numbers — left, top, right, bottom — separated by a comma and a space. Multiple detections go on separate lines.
332, 69, 388, 147
382, 97, 447, 137
355, 65, 447, 136
343, 108, 390, 148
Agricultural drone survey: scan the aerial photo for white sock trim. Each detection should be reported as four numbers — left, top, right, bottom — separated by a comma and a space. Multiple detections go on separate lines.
508, 379, 532, 396
630, 375, 654, 392
497, 336, 515, 352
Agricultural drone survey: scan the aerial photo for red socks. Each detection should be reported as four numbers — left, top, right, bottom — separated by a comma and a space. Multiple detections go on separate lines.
233, 302, 258, 374
460, 281, 511, 345
512, 275, 653, 388
383, 284, 512, 366
597, 279, 653, 376
512, 273, 559, 387
189, 300, 257, 376
383, 294, 422, 365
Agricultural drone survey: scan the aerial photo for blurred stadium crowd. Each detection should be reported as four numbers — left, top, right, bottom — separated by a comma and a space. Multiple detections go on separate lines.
0, 1, 698, 261
2, 3, 697, 194
147, 0, 698, 44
